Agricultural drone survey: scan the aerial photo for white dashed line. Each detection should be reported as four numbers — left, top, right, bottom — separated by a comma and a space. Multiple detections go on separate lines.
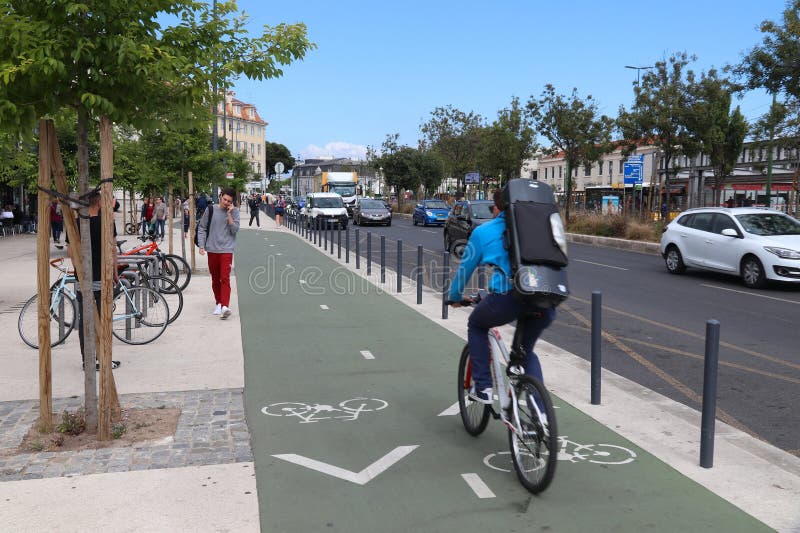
320, 305, 329, 310
701, 283, 800, 304
299, 279, 307, 284
360, 350, 375, 360
461, 473, 496, 498
574, 259, 628, 271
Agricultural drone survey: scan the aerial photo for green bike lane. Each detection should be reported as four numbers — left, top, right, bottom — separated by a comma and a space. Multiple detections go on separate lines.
234, 230, 769, 533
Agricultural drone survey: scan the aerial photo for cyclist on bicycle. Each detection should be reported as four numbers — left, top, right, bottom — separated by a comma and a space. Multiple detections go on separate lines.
448, 189, 555, 403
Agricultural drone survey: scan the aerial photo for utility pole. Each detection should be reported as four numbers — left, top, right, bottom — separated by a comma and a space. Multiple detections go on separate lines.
765, 92, 777, 208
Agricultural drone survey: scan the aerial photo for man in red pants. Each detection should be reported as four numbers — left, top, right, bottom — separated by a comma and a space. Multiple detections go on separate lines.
198, 188, 240, 319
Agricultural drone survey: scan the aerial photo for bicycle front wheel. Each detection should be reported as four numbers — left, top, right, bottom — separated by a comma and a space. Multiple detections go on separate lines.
508, 375, 558, 494
457, 345, 490, 436
164, 254, 191, 292
18, 289, 77, 349
111, 286, 169, 345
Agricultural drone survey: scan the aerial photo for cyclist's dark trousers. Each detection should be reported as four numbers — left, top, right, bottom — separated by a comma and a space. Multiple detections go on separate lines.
76, 289, 102, 365
467, 291, 555, 391
249, 210, 260, 227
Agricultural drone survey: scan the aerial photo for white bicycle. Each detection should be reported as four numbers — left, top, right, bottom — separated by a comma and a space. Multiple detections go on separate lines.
452, 293, 558, 494
261, 397, 387, 423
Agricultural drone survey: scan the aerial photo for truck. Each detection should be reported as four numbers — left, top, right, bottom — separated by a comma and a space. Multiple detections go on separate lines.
316, 171, 358, 216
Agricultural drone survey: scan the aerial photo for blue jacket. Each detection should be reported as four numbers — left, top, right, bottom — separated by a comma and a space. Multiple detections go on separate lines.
448, 212, 512, 301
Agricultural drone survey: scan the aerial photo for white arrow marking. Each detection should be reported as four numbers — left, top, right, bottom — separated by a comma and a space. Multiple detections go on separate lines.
438, 402, 459, 416
320, 304, 329, 310
461, 473, 496, 498
360, 350, 375, 360
273, 446, 418, 485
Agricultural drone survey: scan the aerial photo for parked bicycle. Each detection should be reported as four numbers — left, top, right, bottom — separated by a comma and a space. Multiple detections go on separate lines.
18, 258, 171, 348
451, 292, 558, 494
116, 233, 191, 292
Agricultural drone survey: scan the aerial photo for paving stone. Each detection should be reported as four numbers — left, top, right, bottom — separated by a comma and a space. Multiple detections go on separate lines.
0, 388, 252, 482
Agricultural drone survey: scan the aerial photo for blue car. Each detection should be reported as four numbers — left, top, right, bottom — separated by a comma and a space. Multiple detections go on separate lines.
412, 199, 450, 226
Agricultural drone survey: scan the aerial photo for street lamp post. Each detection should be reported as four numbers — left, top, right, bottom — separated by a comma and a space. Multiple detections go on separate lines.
626, 65, 654, 216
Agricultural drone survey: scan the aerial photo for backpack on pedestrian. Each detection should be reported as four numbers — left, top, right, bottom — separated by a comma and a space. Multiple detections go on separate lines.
501, 179, 570, 308
194, 205, 214, 247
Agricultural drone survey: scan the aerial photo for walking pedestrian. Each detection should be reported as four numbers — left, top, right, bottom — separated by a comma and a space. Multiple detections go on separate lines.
197, 187, 239, 320
153, 197, 167, 240
248, 193, 261, 227
183, 205, 190, 239
274, 195, 285, 227
141, 197, 154, 237
49, 199, 64, 248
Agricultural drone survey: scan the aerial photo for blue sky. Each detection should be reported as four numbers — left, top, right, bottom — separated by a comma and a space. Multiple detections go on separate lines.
229, 0, 788, 162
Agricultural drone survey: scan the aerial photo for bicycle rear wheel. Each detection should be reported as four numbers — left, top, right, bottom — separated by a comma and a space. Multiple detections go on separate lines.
111, 286, 169, 345
164, 254, 191, 292
457, 345, 490, 436
507, 375, 557, 494
18, 289, 77, 349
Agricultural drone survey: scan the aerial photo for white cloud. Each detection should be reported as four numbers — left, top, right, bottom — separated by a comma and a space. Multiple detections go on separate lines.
300, 141, 367, 161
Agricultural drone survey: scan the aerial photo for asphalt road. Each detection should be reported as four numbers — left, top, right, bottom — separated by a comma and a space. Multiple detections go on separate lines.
287, 213, 800, 455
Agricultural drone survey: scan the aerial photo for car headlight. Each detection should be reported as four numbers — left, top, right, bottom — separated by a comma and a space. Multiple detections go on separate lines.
550, 212, 567, 257
764, 246, 800, 259
425, 210, 433, 216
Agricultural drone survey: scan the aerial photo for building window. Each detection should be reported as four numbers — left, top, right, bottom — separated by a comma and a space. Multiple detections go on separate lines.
250, 143, 254, 155
598, 160, 603, 175
584, 165, 590, 177
558, 166, 562, 179
619, 160, 624, 173
608, 160, 613, 177
258, 144, 261, 155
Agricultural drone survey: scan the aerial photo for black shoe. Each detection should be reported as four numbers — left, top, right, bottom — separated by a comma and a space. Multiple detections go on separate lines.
83, 360, 121, 371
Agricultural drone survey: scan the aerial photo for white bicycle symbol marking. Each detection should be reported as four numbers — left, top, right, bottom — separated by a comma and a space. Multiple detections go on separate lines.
484, 435, 637, 472
260, 397, 388, 423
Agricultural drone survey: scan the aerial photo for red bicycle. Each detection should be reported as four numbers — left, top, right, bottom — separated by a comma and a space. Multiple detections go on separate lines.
116, 234, 191, 292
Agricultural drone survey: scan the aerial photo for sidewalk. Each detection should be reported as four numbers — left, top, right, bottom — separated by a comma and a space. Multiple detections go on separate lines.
0, 216, 798, 532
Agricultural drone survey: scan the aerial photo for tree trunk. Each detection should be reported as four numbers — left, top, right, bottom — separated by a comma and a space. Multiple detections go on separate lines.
76, 108, 98, 432
36, 120, 53, 431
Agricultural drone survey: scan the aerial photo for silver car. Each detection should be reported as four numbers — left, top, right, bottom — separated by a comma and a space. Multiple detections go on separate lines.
660, 207, 800, 288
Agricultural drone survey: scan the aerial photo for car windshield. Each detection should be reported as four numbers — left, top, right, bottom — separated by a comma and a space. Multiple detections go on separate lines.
330, 185, 356, 197
425, 201, 448, 209
470, 203, 494, 219
360, 200, 385, 209
315, 197, 343, 208
734, 213, 800, 236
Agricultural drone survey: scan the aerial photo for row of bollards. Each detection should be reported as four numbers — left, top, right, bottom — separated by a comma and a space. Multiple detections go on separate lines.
589, 290, 722, 469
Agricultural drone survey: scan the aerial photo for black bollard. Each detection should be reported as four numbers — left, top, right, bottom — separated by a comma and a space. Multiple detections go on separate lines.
477, 265, 486, 289
330, 221, 334, 255
355, 229, 360, 269
380, 235, 386, 284
700, 319, 721, 469
397, 239, 403, 293
323, 220, 328, 250
441, 251, 450, 319
345, 227, 350, 264
416, 245, 423, 304
337, 225, 342, 259
367, 232, 372, 275
591, 291, 602, 405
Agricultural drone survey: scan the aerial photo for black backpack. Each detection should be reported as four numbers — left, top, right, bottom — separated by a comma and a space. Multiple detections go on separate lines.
502, 179, 569, 308
194, 205, 214, 247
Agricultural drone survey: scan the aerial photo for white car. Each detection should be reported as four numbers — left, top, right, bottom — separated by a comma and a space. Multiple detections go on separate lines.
660, 207, 800, 288
301, 192, 349, 229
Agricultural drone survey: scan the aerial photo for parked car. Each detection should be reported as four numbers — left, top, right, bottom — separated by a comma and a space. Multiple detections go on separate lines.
660, 207, 800, 288
412, 199, 450, 226
353, 198, 392, 226
443, 199, 495, 258
284, 197, 300, 221
301, 192, 348, 229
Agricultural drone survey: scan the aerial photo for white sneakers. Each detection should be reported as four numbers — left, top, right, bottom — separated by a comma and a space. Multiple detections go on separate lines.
213, 303, 222, 315
220, 306, 232, 320
469, 386, 494, 404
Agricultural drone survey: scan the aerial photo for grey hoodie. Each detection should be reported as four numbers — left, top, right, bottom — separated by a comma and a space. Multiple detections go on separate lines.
197, 205, 240, 253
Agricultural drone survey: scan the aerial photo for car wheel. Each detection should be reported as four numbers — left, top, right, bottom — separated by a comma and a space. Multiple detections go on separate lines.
741, 255, 767, 289
453, 242, 466, 260
385, 220, 391, 227
664, 245, 686, 274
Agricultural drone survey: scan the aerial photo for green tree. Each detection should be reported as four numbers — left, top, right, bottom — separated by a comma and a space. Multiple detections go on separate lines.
528, 84, 614, 222
617, 53, 700, 218
264, 141, 295, 178
686, 69, 748, 205
420, 106, 484, 192
476, 97, 537, 185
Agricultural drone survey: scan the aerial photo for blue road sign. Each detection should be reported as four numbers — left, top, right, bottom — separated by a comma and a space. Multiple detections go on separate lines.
465, 172, 480, 184
624, 156, 644, 185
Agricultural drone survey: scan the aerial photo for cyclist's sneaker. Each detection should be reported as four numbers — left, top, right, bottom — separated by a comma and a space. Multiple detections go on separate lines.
469, 386, 493, 404
213, 303, 222, 315
220, 306, 232, 320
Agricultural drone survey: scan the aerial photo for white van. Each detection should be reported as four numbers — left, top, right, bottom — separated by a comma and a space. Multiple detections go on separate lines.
302, 192, 349, 229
